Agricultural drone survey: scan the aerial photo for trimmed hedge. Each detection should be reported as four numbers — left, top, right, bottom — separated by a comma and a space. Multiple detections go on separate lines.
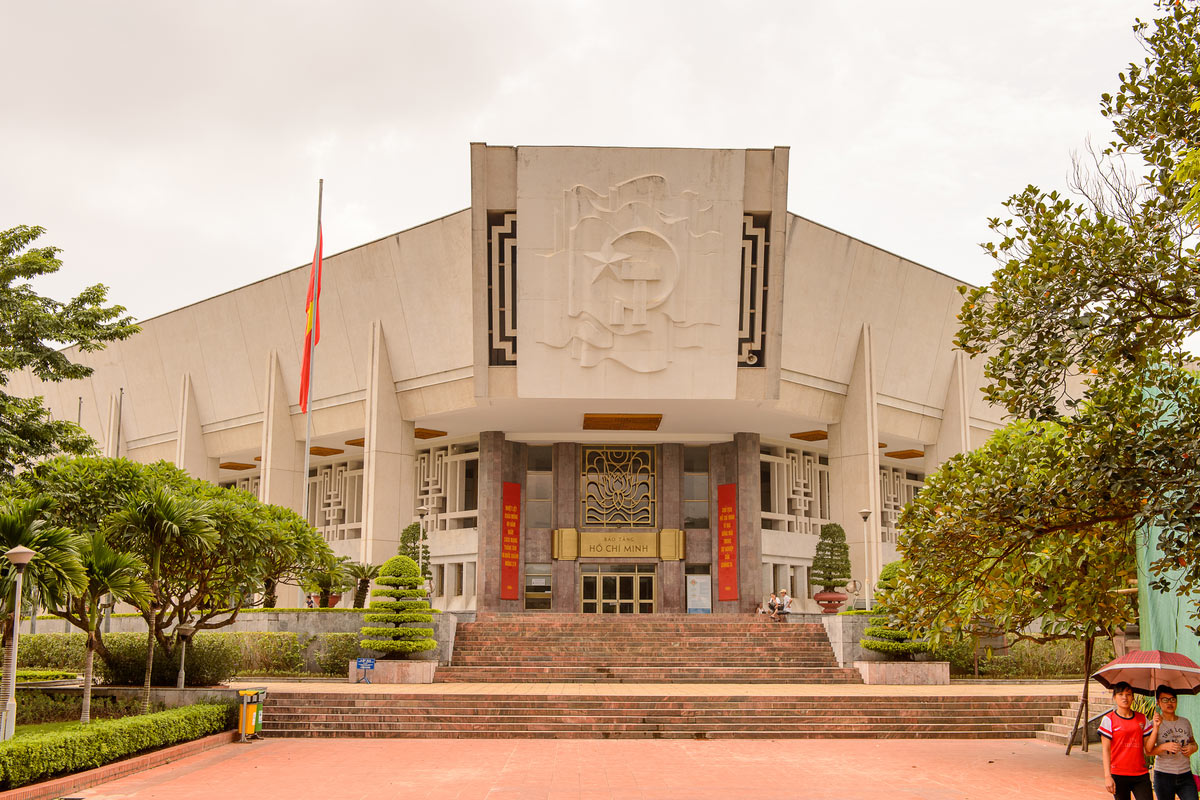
97, 634, 240, 687
360, 555, 437, 657
0, 703, 234, 788
13, 631, 365, 680
16, 669, 76, 683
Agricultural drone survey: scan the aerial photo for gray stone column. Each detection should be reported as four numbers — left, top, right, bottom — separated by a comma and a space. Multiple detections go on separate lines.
734, 432, 763, 614
552, 442, 578, 612
659, 443, 684, 613
476, 431, 505, 611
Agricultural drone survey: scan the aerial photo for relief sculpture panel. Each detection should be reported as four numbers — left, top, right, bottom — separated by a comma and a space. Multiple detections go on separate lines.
516, 148, 745, 398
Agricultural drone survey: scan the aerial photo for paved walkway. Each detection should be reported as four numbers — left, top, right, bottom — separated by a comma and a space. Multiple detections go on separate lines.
74, 737, 1106, 799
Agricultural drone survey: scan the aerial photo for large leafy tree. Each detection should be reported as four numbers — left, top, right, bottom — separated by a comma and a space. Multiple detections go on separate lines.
257, 504, 333, 608
942, 1, 1200, 595
0, 226, 139, 478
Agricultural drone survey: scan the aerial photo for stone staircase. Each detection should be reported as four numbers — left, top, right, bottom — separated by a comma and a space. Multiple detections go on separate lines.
434, 613, 864, 684
1035, 694, 1108, 746
262, 692, 1075, 739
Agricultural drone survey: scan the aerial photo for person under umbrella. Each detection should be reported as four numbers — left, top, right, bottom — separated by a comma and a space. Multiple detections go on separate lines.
1147, 685, 1198, 800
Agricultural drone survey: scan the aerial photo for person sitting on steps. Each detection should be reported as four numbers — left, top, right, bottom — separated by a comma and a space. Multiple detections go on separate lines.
766, 592, 778, 620
774, 590, 792, 622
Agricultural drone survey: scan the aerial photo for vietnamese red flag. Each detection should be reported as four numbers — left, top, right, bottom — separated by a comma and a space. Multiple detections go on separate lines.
299, 225, 322, 412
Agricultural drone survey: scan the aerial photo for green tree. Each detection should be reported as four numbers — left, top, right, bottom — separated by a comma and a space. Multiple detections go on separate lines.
810, 523, 852, 592
945, 1, 1200, 608
51, 530, 149, 723
257, 505, 332, 608
0, 226, 139, 479
345, 562, 381, 609
105, 486, 216, 713
398, 521, 430, 580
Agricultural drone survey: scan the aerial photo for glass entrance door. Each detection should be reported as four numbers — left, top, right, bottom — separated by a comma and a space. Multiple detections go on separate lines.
580, 564, 655, 614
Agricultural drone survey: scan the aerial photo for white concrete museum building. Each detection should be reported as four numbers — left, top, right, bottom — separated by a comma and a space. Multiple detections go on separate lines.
14, 144, 1004, 614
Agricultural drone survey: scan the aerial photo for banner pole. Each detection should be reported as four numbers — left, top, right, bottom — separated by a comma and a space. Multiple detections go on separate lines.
301, 179, 323, 521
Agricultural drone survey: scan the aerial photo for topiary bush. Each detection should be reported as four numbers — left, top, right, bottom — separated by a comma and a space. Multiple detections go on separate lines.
360, 554, 437, 657
859, 560, 928, 660
811, 522, 853, 591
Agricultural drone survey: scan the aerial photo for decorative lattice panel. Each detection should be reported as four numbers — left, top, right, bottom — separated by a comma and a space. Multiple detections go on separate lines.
235, 475, 261, 499
416, 442, 480, 533
488, 212, 517, 365
879, 466, 923, 544
580, 445, 656, 529
307, 460, 364, 541
761, 445, 830, 535
738, 214, 769, 367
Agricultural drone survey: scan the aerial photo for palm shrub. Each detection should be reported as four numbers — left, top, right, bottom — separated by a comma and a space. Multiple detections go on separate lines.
811, 522, 852, 591
360, 554, 436, 657
52, 530, 150, 723
860, 560, 928, 660
345, 561, 380, 609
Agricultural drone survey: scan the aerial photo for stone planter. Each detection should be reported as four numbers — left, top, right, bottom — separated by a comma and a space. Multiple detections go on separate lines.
813, 590, 848, 614
854, 659, 949, 685
348, 659, 437, 684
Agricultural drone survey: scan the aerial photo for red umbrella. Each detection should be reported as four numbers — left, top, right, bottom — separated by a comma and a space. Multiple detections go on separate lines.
1092, 650, 1200, 696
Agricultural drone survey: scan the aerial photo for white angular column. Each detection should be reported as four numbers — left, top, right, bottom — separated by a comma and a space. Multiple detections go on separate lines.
174, 374, 218, 482
362, 321, 414, 565
259, 350, 304, 514
928, 350, 971, 471
102, 393, 125, 458
827, 324, 882, 599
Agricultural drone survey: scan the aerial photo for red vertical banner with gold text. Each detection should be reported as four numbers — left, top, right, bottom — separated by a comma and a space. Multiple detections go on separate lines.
716, 483, 738, 601
500, 481, 521, 600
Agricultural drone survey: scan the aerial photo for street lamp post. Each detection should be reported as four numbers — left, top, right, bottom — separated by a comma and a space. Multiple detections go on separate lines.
175, 622, 196, 690
858, 509, 873, 612
2, 545, 36, 741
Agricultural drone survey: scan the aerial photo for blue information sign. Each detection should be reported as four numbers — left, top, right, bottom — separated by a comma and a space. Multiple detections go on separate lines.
356, 658, 376, 670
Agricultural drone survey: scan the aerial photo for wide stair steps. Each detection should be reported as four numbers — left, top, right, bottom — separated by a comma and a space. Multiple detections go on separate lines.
1036, 695, 1109, 746
435, 613, 864, 684
262, 692, 1076, 739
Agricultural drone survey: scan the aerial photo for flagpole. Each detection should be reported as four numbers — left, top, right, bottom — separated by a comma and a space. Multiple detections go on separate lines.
301, 178, 323, 521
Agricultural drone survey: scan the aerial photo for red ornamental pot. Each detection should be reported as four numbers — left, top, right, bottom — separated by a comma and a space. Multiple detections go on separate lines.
813, 590, 848, 614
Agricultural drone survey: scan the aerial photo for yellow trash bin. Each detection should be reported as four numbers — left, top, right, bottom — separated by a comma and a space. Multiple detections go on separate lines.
238, 688, 266, 741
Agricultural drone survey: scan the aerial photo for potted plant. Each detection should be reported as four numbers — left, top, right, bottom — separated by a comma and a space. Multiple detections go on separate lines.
811, 522, 852, 613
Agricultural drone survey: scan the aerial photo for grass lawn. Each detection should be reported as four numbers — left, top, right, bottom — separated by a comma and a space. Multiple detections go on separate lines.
14, 720, 85, 738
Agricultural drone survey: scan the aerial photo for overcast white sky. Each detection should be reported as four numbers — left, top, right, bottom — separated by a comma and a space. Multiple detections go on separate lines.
0, 1, 1160, 324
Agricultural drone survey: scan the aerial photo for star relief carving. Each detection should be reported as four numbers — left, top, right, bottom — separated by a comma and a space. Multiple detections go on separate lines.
584, 241, 631, 283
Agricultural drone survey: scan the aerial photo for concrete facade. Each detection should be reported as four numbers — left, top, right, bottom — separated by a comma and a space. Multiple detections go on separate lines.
14, 144, 1004, 614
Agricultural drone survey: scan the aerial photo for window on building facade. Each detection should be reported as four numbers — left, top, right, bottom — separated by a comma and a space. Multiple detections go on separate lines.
524, 562, 552, 610
580, 445, 656, 529
306, 459, 365, 541
526, 445, 553, 529
880, 466, 923, 543
417, 440, 480, 532
759, 444, 830, 535
682, 446, 709, 529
